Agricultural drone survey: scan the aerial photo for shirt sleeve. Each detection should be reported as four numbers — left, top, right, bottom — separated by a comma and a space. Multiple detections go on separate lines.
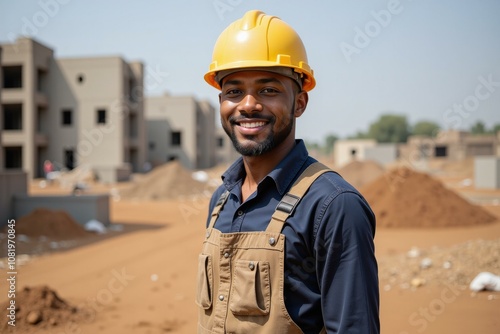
315, 191, 380, 333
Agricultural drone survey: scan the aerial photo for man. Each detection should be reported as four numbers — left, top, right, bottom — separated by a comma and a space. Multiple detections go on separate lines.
196, 10, 379, 333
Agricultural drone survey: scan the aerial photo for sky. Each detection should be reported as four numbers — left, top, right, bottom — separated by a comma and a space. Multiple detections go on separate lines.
1, 0, 499, 143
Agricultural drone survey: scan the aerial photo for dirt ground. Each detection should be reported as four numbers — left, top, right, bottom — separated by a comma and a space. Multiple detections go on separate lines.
1, 160, 499, 334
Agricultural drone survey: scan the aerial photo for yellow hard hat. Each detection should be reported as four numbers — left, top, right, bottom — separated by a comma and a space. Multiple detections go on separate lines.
204, 10, 316, 92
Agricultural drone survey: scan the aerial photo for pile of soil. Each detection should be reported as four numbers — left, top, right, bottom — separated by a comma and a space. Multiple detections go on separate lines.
337, 160, 385, 189
379, 239, 500, 291
0, 285, 88, 333
360, 167, 497, 228
10, 208, 90, 239
120, 161, 215, 200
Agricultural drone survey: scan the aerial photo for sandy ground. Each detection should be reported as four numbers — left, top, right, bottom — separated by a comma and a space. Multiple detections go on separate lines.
1, 170, 500, 333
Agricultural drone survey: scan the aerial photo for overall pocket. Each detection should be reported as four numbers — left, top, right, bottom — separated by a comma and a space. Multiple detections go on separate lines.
195, 254, 213, 309
230, 260, 270, 316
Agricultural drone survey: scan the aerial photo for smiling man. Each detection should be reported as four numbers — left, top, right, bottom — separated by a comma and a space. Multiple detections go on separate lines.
196, 10, 380, 334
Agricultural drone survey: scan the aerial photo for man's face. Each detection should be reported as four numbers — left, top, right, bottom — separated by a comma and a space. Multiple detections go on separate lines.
219, 70, 307, 157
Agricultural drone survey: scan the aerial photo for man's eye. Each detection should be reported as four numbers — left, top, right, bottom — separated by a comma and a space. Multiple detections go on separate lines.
261, 88, 279, 94
225, 89, 241, 95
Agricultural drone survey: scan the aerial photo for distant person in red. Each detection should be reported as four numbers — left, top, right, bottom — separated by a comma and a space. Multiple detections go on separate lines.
43, 160, 54, 180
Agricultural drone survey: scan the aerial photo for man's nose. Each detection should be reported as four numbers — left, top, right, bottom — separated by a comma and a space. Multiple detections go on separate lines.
239, 93, 263, 114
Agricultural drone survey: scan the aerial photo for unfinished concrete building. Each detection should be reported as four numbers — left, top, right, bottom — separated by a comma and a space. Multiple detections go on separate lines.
1, 37, 146, 182
145, 94, 219, 170
400, 130, 500, 162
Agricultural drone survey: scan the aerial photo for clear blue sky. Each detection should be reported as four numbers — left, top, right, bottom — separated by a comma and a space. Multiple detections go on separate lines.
1, 0, 499, 143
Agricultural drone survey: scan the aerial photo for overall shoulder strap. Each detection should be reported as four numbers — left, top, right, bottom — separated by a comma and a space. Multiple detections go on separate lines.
207, 190, 230, 230
266, 162, 331, 233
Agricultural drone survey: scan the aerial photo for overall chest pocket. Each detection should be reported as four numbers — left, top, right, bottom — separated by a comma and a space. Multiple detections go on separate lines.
195, 254, 213, 310
230, 260, 271, 316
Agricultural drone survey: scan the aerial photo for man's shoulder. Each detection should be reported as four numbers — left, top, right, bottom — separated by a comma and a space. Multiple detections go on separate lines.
309, 168, 360, 197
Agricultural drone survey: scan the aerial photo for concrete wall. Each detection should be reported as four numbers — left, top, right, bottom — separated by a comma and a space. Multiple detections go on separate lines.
0, 171, 28, 227
147, 119, 171, 166
13, 194, 110, 226
474, 156, 500, 189
365, 144, 398, 166
333, 139, 377, 168
56, 57, 126, 170
198, 100, 216, 169
94, 164, 131, 183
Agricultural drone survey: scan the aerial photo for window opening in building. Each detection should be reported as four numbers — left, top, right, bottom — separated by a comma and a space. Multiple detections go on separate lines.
171, 131, 181, 146
64, 149, 75, 170
97, 109, 106, 124
217, 137, 224, 147
3, 104, 23, 130
77, 74, 85, 84
5, 146, 22, 169
37, 68, 47, 92
435, 146, 448, 157
62, 109, 73, 126
3, 65, 22, 88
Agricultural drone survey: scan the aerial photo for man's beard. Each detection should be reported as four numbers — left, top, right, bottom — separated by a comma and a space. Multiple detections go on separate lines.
223, 105, 295, 157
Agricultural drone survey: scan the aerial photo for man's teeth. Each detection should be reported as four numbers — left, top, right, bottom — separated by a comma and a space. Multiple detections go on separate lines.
240, 122, 265, 128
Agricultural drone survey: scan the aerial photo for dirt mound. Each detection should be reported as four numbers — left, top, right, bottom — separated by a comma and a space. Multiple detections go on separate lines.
379, 239, 500, 290
360, 167, 497, 228
120, 161, 215, 200
337, 160, 385, 189
11, 208, 90, 239
1, 285, 88, 333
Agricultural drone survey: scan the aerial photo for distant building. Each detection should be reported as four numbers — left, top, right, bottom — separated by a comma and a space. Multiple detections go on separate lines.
333, 139, 377, 168
0, 45, 29, 227
0, 37, 146, 182
399, 130, 500, 162
146, 94, 221, 170
215, 126, 239, 165
0, 45, 3, 170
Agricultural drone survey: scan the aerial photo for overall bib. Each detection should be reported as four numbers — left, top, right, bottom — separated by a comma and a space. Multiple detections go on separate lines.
196, 162, 330, 334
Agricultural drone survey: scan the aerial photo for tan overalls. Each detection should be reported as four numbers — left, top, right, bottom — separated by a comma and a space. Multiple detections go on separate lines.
196, 163, 330, 334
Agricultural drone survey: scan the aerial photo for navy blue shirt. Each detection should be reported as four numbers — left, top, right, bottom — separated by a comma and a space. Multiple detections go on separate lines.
206, 140, 380, 333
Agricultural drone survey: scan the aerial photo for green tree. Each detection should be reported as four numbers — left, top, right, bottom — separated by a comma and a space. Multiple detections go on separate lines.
492, 123, 500, 134
368, 114, 410, 143
323, 134, 339, 154
470, 121, 487, 135
412, 120, 440, 137
347, 131, 370, 140
304, 140, 321, 152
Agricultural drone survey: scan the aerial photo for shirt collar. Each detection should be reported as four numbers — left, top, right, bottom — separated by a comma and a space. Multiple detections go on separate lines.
221, 139, 310, 195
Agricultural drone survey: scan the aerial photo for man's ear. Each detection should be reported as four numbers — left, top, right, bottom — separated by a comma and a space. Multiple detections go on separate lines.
294, 90, 308, 118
